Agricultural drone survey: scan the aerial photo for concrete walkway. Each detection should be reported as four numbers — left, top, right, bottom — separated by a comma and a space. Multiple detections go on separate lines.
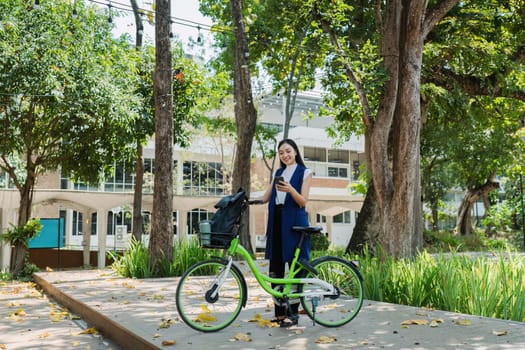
3, 264, 525, 350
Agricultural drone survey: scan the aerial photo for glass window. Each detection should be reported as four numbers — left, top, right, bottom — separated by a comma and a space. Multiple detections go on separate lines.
183, 161, 224, 196
333, 210, 352, 224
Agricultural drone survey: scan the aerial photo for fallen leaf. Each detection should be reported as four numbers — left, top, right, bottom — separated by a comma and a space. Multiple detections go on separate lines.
78, 327, 98, 335
71, 341, 80, 347
493, 330, 508, 336
233, 333, 252, 342
159, 319, 176, 328
153, 333, 161, 338
38, 332, 50, 339
315, 336, 337, 344
455, 319, 471, 326
401, 319, 429, 326
258, 319, 279, 328
161, 339, 176, 346
248, 313, 263, 322
195, 313, 217, 323
0, 344, 7, 349
429, 319, 444, 327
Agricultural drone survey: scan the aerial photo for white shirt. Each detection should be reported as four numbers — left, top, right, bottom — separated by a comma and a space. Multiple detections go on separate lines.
275, 164, 311, 205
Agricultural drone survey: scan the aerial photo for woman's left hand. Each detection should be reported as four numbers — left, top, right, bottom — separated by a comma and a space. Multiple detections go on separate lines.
276, 181, 292, 193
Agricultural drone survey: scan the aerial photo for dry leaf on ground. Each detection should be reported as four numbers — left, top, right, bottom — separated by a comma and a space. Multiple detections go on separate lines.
233, 333, 252, 342
455, 319, 471, 326
315, 336, 337, 344
401, 319, 429, 326
161, 339, 176, 346
493, 330, 508, 336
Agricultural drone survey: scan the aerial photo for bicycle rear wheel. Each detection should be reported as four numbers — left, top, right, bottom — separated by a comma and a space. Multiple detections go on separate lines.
300, 256, 363, 327
176, 258, 247, 332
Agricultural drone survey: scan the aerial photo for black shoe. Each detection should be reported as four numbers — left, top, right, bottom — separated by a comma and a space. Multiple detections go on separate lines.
279, 315, 299, 328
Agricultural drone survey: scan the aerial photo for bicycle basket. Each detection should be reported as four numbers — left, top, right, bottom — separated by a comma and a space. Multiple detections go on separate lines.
199, 231, 236, 249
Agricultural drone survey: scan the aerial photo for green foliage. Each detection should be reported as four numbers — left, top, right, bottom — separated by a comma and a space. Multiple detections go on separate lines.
108, 238, 154, 279
0, 270, 13, 281
20, 258, 39, 279
0, 0, 140, 187
356, 249, 525, 322
0, 219, 42, 248
423, 229, 514, 253
310, 232, 330, 251
161, 237, 218, 276
110, 237, 217, 278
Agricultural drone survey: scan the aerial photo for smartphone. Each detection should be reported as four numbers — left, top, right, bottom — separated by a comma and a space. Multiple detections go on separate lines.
274, 176, 284, 185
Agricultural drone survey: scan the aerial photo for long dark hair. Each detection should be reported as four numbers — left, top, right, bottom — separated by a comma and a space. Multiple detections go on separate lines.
278, 139, 305, 168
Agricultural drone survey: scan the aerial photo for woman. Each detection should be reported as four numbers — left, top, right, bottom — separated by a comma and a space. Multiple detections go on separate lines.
259, 139, 312, 327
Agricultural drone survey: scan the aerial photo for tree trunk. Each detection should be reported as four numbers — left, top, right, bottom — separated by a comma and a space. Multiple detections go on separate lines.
347, 182, 381, 255
230, 0, 257, 254
456, 179, 499, 235
149, 0, 173, 275
132, 144, 144, 242
11, 173, 36, 275
131, 0, 144, 244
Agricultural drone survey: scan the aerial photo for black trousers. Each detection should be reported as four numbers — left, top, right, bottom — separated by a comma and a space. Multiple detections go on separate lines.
269, 204, 299, 317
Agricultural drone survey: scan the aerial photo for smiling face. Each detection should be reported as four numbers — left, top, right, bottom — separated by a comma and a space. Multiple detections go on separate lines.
278, 142, 297, 167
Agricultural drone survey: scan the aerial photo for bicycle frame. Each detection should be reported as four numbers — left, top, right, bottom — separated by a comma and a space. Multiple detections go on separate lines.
219, 236, 337, 301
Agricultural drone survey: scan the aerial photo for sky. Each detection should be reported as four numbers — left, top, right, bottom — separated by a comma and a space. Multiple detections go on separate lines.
110, 0, 213, 51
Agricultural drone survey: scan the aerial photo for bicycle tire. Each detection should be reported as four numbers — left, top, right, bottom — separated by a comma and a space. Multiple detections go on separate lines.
176, 258, 247, 332
299, 256, 363, 327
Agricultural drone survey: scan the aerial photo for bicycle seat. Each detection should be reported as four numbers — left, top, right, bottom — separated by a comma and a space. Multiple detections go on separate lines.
291, 226, 323, 234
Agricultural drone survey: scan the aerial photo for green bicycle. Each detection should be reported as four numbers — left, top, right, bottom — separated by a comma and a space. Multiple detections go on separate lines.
175, 194, 364, 332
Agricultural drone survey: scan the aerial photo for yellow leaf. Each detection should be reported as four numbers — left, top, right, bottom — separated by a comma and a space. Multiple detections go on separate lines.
315, 336, 337, 344
161, 339, 176, 346
195, 313, 217, 323
248, 313, 263, 322
257, 319, 279, 328
72, 341, 80, 347
46, 266, 53, 272
429, 319, 443, 327
233, 333, 252, 342
200, 304, 212, 313
455, 319, 471, 326
401, 319, 429, 326
493, 330, 508, 336
0, 344, 7, 349
153, 333, 161, 338
78, 327, 98, 335
159, 319, 176, 329
38, 332, 50, 339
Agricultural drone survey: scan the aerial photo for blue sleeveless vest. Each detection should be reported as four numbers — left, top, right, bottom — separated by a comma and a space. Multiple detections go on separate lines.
264, 164, 310, 262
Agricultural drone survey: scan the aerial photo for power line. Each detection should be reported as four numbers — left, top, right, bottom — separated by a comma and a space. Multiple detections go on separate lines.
85, 0, 228, 34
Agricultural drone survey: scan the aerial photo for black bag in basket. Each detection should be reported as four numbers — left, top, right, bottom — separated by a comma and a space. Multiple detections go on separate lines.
210, 189, 247, 233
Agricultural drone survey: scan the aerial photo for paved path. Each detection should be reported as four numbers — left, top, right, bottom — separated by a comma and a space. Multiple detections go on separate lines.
2, 264, 525, 350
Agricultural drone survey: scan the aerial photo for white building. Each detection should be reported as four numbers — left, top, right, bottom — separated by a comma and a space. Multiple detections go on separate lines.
0, 90, 364, 269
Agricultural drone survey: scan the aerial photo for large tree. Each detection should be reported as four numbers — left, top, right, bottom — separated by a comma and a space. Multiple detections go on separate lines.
0, 0, 139, 274
149, 0, 174, 275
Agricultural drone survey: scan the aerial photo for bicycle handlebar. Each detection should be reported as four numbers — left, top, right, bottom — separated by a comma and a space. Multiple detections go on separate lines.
247, 199, 264, 205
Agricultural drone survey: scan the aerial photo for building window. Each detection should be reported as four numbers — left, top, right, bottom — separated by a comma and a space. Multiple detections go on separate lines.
104, 162, 134, 192
328, 167, 348, 178
187, 209, 214, 235
72, 211, 83, 235
333, 211, 352, 224
183, 161, 224, 196
107, 208, 131, 235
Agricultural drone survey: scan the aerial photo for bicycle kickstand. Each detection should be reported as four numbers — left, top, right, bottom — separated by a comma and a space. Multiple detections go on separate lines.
311, 297, 319, 326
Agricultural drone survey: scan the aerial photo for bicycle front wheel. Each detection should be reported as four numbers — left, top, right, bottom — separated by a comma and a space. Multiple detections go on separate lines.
176, 258, 247, 332
300, 256, 363, 327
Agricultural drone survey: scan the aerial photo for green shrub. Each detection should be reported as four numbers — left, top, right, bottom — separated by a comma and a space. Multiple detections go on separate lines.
310, 232, 330, 251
